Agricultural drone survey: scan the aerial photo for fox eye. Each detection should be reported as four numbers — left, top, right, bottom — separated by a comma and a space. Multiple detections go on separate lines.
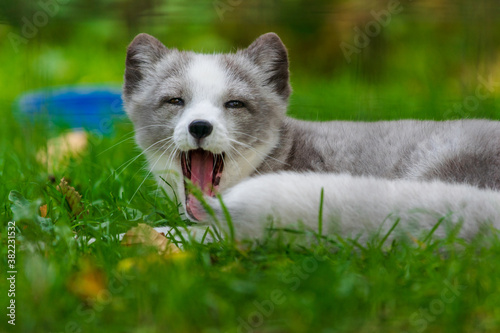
225, 100, 245, 109
164, 98, 185, 106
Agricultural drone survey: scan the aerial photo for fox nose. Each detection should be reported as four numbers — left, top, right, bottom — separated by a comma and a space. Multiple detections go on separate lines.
188, 120, 213, 140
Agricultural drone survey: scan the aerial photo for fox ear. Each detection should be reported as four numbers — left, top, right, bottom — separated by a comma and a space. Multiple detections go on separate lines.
124, 33, 168, 95
243, 33, 291, 100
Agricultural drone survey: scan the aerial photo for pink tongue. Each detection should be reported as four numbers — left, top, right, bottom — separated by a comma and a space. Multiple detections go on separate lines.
187, 194, 206, 221
190, 149, 214, 196
187, 150, 214, 221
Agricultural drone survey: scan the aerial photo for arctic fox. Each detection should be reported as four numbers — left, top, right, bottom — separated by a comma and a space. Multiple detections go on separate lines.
123, 32, 500, 242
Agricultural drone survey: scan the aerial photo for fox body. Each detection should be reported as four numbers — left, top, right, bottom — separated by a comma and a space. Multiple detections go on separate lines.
123, 33, 500, 241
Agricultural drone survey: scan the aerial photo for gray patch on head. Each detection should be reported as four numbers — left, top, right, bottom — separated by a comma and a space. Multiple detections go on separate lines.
220, 54, 257, 88
217, 49, 289, 161
157, 51, 194, 83
123, 37, 194, 153
124, 33, 169, 96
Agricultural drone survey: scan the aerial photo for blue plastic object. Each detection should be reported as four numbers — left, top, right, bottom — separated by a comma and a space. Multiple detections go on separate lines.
15, 85, 125, 135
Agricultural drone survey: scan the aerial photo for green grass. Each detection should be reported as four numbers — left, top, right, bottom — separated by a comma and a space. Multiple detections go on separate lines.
2, 30, 500, 333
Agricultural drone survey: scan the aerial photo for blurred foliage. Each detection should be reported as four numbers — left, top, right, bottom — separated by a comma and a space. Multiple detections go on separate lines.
0, 0, 499, 116
1, 0, 499, 71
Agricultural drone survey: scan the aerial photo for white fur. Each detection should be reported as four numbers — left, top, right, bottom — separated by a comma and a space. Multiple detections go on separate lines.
204, 172, 500, 242
173, 100, 230, 153
174, 55, 231, 154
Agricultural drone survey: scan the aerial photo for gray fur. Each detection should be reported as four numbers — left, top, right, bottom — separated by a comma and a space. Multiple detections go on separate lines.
265, 119, 500, 190
124, 33, 169, 96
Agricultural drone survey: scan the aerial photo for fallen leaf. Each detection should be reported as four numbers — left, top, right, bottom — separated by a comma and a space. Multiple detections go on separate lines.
40, 204, 47, 217
116, 258, 136, 273
37, 130, 88, 173
121, 223, 182, 255
117, 251, 191, 275
67, 259, 106, 302
57, 178, 84, 216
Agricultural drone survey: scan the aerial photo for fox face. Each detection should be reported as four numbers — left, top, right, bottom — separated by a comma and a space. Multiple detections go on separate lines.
123, 32, 291, 219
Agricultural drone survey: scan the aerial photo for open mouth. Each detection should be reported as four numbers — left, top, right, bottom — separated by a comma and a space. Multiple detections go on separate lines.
181, 149, 224, 220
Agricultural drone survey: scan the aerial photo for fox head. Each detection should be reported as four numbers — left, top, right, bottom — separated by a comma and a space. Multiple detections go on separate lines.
122, 32, 291, 219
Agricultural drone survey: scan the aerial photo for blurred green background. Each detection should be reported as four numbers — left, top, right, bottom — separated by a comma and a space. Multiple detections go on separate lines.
1, 0, 499, 122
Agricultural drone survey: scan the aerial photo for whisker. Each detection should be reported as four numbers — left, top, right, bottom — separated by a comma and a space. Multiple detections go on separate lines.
163, 144, 181, 176
115, 137, 173, 176
97, 135, 135, 156
134, 124, 172, 131
128, 140, 174, 183
223, 151, 242, 178
97, 124, 172, 156
154, 145, 179, 202
230, 130, 274, 145
105, 137, 173, 185
228, 137, 289, 167
129, 140, 173, 202
229, 145, 262, 176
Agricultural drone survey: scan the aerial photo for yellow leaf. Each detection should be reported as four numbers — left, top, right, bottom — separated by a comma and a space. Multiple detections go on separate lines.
121, 223, 182, 255
67, 260, 106, 301
40, 204, 47, 217
116, 258, 136, 273
57, 178, 84, 216
37, 130, 88, 173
